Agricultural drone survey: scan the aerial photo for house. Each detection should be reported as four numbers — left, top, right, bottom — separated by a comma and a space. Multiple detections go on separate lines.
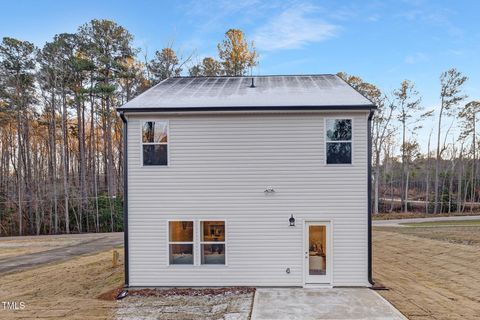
117, 75, 376, 288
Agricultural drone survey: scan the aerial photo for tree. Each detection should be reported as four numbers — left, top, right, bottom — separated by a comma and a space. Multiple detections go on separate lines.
337, 72, 396, 214
401, 140, 421, 211
458, 100, 480, 210
188, 64, 202, 77
433, 69, 467, 213
188, 57, 223, 77
79, 19, 137, 232
202, 57, 222, 76
393, 80, 427, 212
217, 29, 258, 76
0, 37, 37, 235
149, 48, 181, 84
37, 37, 63, 233
117, 56, 148, 102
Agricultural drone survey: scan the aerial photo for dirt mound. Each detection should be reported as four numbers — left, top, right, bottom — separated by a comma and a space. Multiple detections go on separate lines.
97, 285, 124, 300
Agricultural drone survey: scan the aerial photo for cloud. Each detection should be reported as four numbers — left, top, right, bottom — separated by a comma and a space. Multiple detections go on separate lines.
405, 52, 428, 64
367, 14, 380, 22
253, 4, 338, 51
397, 2, 463, 37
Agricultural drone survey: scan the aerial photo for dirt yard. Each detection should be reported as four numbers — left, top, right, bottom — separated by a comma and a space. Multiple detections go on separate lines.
3, 226, 480, 319
0, 238, 254, 320
373, 226, 480, 320
0, 249, 123, 319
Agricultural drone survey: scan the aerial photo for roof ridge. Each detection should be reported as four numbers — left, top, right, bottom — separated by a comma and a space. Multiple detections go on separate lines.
170, 74, 337, 79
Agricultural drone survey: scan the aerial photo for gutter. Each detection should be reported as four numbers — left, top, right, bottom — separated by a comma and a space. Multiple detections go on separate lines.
119, 111, 129, 288
367, 109, 375, 286
116, 104, 377, 113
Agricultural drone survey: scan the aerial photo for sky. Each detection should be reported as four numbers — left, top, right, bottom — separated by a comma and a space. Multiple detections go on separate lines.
1, 0, 480, 151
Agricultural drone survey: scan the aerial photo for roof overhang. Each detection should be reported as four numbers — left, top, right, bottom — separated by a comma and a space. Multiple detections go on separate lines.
117, 104, 376, 113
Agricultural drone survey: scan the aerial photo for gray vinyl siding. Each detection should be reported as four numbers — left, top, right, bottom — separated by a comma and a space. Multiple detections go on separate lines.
127, 111, 369, 287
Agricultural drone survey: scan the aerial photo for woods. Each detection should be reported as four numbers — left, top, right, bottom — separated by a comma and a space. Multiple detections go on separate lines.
0, 18, 478, 236
339, 70, 479, 216
0, 20, 257, 236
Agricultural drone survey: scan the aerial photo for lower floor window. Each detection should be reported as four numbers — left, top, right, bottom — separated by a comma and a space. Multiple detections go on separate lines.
168, 220, 226, 265
201, 221, 226, 265
169, 221, 194, 265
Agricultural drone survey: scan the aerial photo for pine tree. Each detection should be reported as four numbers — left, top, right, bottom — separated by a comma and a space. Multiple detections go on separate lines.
217, 29, 258, 76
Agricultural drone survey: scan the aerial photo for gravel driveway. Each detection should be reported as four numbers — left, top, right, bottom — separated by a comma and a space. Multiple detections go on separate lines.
115, 288, 254, 320
0, 232, 123, 274
373, 215, 480, 227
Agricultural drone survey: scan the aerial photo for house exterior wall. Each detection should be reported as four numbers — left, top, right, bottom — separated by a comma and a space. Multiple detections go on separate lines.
126, 111, 370, 287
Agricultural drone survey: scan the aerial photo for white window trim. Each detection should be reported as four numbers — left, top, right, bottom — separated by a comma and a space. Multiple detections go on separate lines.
324, 117, 354, 166
166, 219, 228, 267
167, 219, 195, 266
140, 120, 170, 167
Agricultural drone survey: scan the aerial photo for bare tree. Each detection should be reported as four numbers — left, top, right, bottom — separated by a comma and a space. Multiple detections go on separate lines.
433, 69, 467, 214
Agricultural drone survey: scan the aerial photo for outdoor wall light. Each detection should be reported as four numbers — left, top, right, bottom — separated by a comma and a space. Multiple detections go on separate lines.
264, 186, 275, 193
289, 214, 295, 226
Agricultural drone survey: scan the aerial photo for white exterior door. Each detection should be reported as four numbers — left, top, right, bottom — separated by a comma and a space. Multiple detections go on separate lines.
305, 222, 331, 285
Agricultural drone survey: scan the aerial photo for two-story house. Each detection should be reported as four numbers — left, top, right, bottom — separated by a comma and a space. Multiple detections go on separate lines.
117, 74, 375, 288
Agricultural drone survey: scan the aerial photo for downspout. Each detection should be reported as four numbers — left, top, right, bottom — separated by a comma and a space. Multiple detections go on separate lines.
368, 109, 375, 286
119, 111, 129, 288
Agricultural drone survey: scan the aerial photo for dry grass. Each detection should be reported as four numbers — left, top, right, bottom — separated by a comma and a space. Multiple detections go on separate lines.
379, 225, 480, 246
0, 249, 124, 319
373, 211, 480, 220
373, 226, 480, 320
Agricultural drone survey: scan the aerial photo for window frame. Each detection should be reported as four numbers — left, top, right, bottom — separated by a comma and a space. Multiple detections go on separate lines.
166, 219, 228, 267
324, 117, 354, 166
140, 120, 170, 167
199, 220, 227, 266
167, 220, 195, 266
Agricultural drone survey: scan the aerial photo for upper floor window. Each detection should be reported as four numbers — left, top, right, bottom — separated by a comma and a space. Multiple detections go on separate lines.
142, 121, 168, 166
326, 119, 352, 164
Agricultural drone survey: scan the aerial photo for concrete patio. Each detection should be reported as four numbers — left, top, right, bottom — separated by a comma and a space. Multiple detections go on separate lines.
251, 288, 406, 320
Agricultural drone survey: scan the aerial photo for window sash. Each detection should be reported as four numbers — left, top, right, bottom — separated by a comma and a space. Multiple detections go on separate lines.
326, 141, 352, 164
142, 142, 168, 145
200, 243, 226, 265
200, 220, 226, 265
142, 121, 168, 143
200, 241, 226, 244
326, 119, 352, 142
142, 121, 169, 166
168, 220, 194, 265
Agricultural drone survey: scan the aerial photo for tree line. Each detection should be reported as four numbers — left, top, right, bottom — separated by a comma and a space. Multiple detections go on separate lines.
0, 19, 258, 236
338, 70, 478, 215
1, 18, 476, 236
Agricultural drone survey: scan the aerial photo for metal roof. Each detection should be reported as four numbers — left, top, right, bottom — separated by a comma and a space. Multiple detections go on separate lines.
117, 74, 375, 112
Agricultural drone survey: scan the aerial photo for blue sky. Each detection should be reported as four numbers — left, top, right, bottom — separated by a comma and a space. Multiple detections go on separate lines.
1, 0, 479, 149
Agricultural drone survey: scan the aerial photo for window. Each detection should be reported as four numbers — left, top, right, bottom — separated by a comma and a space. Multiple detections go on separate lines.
326, 119, 352, 164
200, 221, 225, 265
169, 221, 194, 265
142, 121, 168, 166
